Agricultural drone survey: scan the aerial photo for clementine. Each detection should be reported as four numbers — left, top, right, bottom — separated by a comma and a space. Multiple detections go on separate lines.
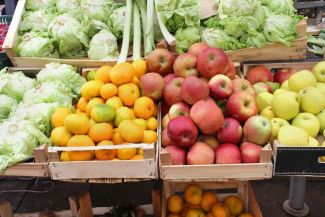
167, 195, 183, 214
200, 192, 218, 212
110, 62, 134, 85
184, 184, 203, 206
67, 135, 95, 161
223, 195, 243, 216
118, 83, 140, 106
134, 97, 155, 119
100, 83, 117, 99
95, 140, 116, 160
88, 123, 113, 142
95, 66, 111, 83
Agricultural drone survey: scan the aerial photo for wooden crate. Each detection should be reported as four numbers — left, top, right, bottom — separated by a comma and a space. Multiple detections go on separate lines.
161, 180, 263, 217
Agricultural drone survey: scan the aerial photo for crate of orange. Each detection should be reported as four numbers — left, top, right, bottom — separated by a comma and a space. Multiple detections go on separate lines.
47, 61, 161, 180
161, 180, 263, 217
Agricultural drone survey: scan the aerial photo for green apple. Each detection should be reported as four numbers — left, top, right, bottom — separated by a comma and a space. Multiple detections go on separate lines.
257, 92, 274, 113
280, 80, 289, 90
288, 70, 317, 92
270, 118, 290, 142
261, 106, 276, 120
273, 89, 287, 96
297, 87, 325, 114
317, 82, 325, 97
312, 61, 325, 82
292, 113, 320, 138
317, 109, 325, 131
277, 125, 309, 146
266, 82, 280, 92
271, 91, 299, 120
308, 136, 320, 147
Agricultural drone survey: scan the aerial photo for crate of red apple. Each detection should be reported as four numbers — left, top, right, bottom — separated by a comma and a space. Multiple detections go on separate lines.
140, 43, 273, 180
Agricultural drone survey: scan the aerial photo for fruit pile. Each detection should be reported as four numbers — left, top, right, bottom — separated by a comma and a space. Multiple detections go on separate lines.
50, 61, 159, 161
166, 184, 254, 217
0, 23, 9, 52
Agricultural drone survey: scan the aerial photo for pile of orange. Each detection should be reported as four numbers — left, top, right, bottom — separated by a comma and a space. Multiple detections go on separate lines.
167, 184, 255, 217
50, 60, 159, 162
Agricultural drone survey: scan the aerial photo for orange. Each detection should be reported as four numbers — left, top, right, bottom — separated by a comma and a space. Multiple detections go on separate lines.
147, 117, 158, 130
88, 123, 113, 142
111, 158, 120, 161
167, 195, 183, 214
137, 148, 143, 155
117, 148, 137, 160
51, 107, 72, 127
110, 62, 135, 85
77, 97, 88, 112
118, 120, 144, 143
60, 151, 70, 161
100, 83, 117, 99
112, 128, 125, 144
106, 96, 123, 110
132, 76, 139, 85
184, 184, 203, 206
64, 114, 90, 135
134, 97, 155, 119
67, 135, 95, 161
51, 126, 72, 147
181, 204, 201, 217
118, 83, 140, 106
169, 214, 181, 217
89, 119, 96, 126
87, 70, 96, 81
206, 213, 214, 217
238, 213, 255, 217
132, 59, 147, 77
95, 140, 116, 160
200, 192, 218, 212
131, 155, 144, 160
86, 97, 105, 116
142, 130, 158, 143
95, 66, 112, 83
114, 107, 136, 127
134, 118, 147, 130
223, 196, 243, 216
152, 104, 158, 117
211, 203, 229, 217
75, 110, 89, 118
81, 80, 104, 100
91, 104, 115, 123
185, 208, 205, 217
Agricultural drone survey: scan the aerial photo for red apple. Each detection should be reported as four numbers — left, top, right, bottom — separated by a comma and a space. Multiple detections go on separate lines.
209, 74, 233, 100
232, 78, 255, 96
162, 114, 170, 129
240, 142, 262, 163
245, 65, 273, 84
190, 99, 224, 134
274, 68, 296, 84
169, 102, 190, 119
163, 77, 184, 105
164, 146, 186, 165
215, 143, 241, 164
173, 53, 198, 78
139, 73, 165, 101
253, 82, 273, 94
217, 118, 242, 144
188, 42, 210, 57
164, 74, 177, 85
187, 142, 215, 165
162, 128, 176, 148
199, 134, 219, 149
180, 76, 209, 105
243, 116, 271, 145
224, 58, 236, 80
226, 92, 258, 123
167, 116, 198, 148
197, 48, 230, 78
146, 48, 175, 76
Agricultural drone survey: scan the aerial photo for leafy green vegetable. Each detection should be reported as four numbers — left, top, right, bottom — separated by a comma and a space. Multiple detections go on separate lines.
262, 0, 296, 15
0, 120, 50, 172
202, 16, 223, 29
240, 32, 268, 48
217, 0, 260, 19
0, 95, 17, 123
57, 0, 80, 14
88, 29, 119, 60
36, 63, 86, 95
25, 0, 56, 11
308, 35, 325, 47
20, 10, 57, 33
80, 0, 122, 22
14, 31, 59, 58
253, 6, 271, 26
109, 6, 128, 39
201, 28, 245, 50
175, 27, 200, 53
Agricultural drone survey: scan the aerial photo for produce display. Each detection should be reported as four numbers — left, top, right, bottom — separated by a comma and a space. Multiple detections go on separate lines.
50, 60, 159, 162
0, 63, 85, 171
166, 184, 255, 217
0, 22, 9, 52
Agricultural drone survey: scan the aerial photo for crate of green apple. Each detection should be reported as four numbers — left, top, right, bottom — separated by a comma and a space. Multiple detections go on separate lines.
140, 44, 273, 180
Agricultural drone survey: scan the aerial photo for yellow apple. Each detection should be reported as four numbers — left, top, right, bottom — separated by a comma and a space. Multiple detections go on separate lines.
312, 61, 325, 82
292, 113, 320, 138
308, 136, 320, 147
261, 106, 276, 120
288, 70, 317, 92
257, 92, 274, 113
270, 118, 290, 142
271, 91, 299, 120
280, 80, 289, 90
277, 125, 309, 146
317, 109, 325, 131
297, 87, 325, 114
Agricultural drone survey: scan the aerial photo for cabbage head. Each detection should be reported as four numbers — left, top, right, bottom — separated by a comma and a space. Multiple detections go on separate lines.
20, 9, 57, 33
0, 69, 36, 101
80, 0, 122, 22
240, 32, 268, 48
175, 27, 200, 53
0, 95, 17, 123
217, 0, 260, 19
25, 0, 56, 11
0, 120, 50, 172
201, 28, 245, 50
262, 0, 296, 15
57, 0, 80, 14
108, 6, 128, 39
14, 31, 59, 58
37, 63, 86, 95
88, 29, 119, 60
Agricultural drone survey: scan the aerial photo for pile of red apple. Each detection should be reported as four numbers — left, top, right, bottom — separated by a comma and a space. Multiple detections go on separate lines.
139, 42, 295, 166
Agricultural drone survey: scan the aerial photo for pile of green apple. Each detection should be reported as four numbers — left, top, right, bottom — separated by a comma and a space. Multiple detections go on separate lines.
256, 61, 325, 147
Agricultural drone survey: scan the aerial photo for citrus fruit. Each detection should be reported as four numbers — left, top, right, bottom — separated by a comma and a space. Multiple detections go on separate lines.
91, 104, 115, 123
211, 203, 229, 217
142, 130, 158, 143
64, 114, 90, 135
223, 195, 243, 216
106, 96, 123, 110
89, 119, 96, 126
131, 155, 144, 160
117, 148, 137, 160
168, 195, 183, 214
134, 97, 155, 119
238, 212, 255, 217
77, 97, 88, 112
168, 214, 181, 217
114, 107, 135, 127
111, 158, 120, 161
88, 123, 113, 142
110, 62, 134, 85
118, 83, 140, 107
100, 83, 117, 99
206, 213, 214, 217
95, 66, 112, 83
134, 118, 147, 130
184, 184, 202, 206
132, 59, 147, 77
86, 97, 105, 116
147, 117, 158, 130
60, 151, 70, 161
67, 135, 95, 161
51, 126, 72, 147
95, 140, 116, 160
81, 80, 104, 100
137, 148, 143, 155
186, 208, 205, 217
132, 76, 139, 85
200, 192, 218, 212
51, 107, 72, 128
87, 70, 96, 81
118, 120, 144, 143
112, 128, 125, 144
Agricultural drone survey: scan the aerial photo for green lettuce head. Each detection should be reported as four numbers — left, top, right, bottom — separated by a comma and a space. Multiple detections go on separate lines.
20, 10, 57, 33
217, 0, 260, 19
0, 95, 17, 123
88, 29, 119, 60
262, 0, 296, 15
57, 0, 80, 14
175, 27, 201, 53
240, 32, 268, 48
25, 0, 56, 11
80, 0, 122, 22
108, 6, 128, 39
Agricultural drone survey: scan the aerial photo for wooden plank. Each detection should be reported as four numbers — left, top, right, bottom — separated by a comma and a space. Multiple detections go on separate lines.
79, 193, 93, 217
151, 190, 162, 217
49, 143, 154, 151
2, 163, 48, 177
0, 201, 13, 217
248, 183, 263, 217
33, 145, 48, 163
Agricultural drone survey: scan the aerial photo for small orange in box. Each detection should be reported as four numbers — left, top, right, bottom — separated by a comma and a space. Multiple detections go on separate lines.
106, 96, 123, 110
206, 213, 214, 217
200, 192, 218, 212
168, 195, 183, 214
67, 135, 95, 161
88, 123, 113, 143
134, 97, 155, 119
117, 148, 137, 160
86, 97, 104, 116
211, 203, 229, 217
95, 140, 116, 160
185, 208, 205, 217
223, 195, 243, 216
51, 107, 72, 127
131, 155, 144, 160
100, 83, 117, 99
95, 66, 111, 83
81, 80, 104, 100
77, 97, 88, 112
118, 83, 140, 107
110, 62, 135, 86
112, 128, 125, 144
184, 184, 203, 206
132, 59, 147, 77
64, 114, 90, 135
